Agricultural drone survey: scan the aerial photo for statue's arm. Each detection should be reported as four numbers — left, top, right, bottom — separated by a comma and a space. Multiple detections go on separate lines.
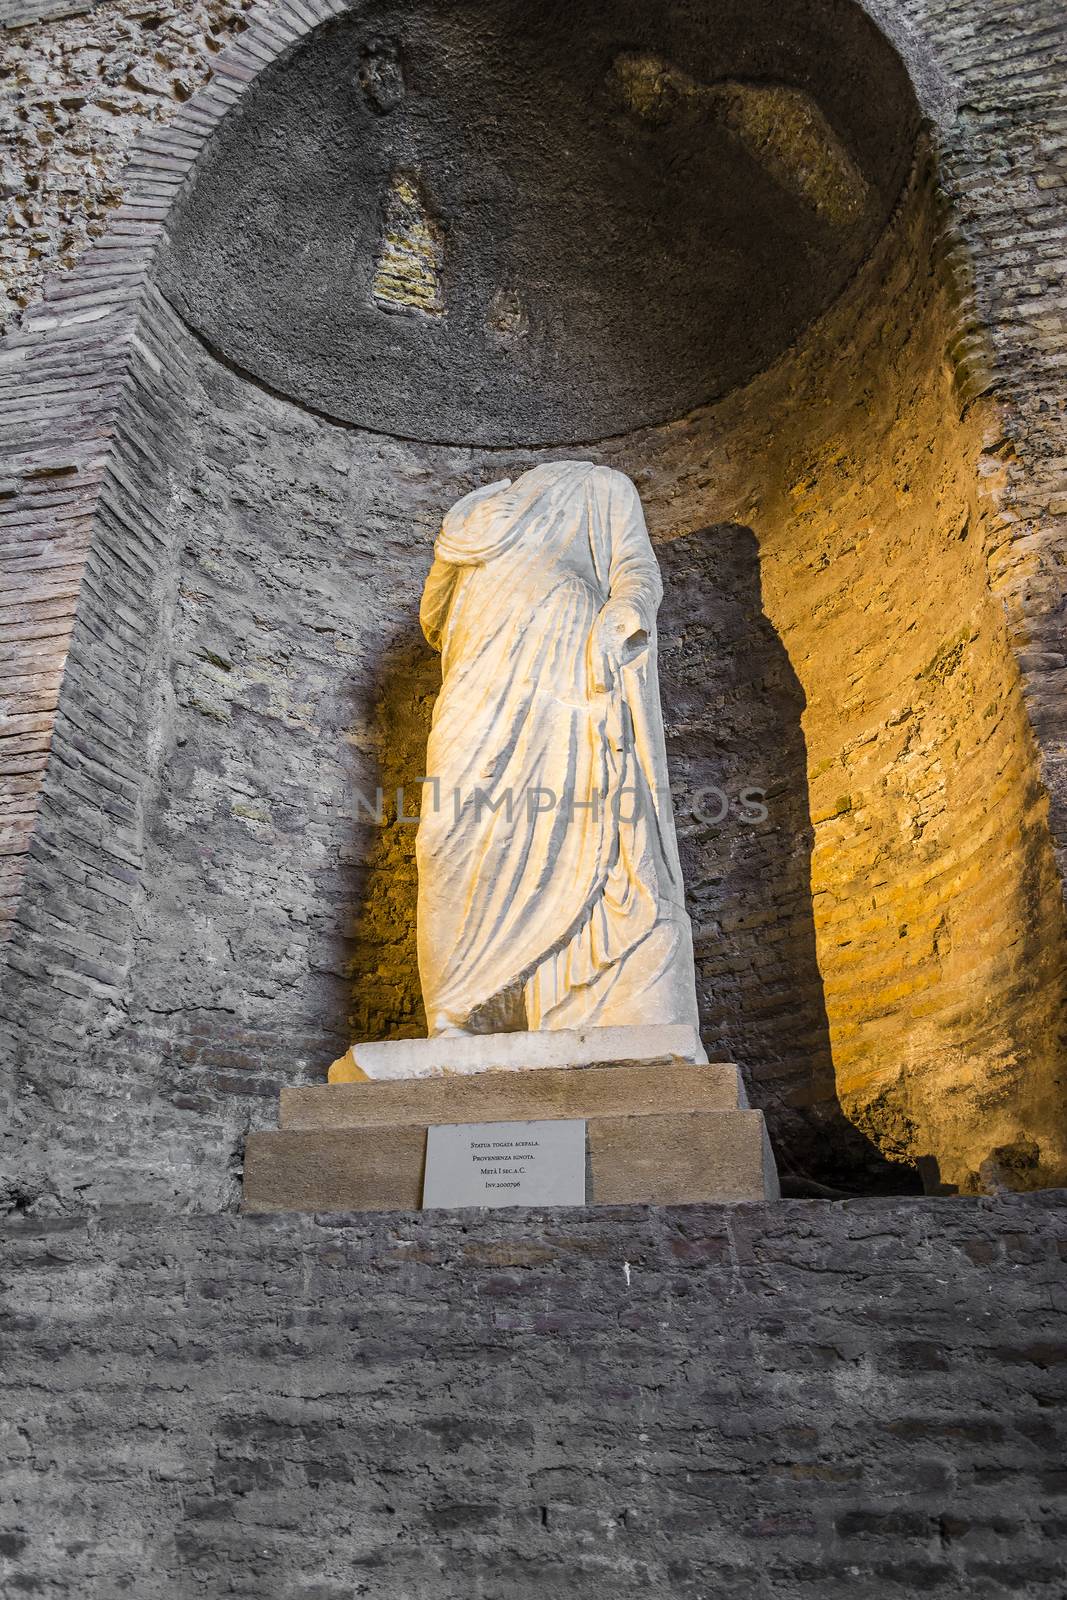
606, 478, 662, 627
419, 556, 459, 652
589, 473, 663, 693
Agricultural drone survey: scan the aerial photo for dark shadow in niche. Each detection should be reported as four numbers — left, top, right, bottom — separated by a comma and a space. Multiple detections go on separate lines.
341, 606, 438, 1047
657, 524, 921, 1194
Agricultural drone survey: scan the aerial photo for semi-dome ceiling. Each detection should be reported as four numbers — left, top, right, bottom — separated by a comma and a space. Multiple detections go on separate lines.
158, 0, 920, 446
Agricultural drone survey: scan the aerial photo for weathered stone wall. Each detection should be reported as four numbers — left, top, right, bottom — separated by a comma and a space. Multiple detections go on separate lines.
2, 1193, 1066, 1598
153, 0, 919, 446
0, 0, 253, 332
762, 183, 1067, 1193
2, 16, 1067, 1594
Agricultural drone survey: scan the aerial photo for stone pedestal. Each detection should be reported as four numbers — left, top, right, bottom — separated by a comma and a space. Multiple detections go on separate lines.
243, 1027, 779, 1214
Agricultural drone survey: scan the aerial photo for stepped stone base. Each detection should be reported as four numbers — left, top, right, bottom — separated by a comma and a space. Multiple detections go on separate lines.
244, 1046, 779, 1214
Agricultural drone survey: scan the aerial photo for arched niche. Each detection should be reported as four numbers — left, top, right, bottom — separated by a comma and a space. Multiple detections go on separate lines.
157, 0, 919, 446
2, 0, 1065, 1208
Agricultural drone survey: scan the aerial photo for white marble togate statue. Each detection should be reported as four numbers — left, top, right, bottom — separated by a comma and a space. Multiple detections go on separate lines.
259, 460, 781, 1200
414, 460, 700, 1037
292, 464, 779, 1201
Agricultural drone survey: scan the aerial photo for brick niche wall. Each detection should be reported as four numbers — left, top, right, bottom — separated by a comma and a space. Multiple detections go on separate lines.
2, 0, 1067, 1206
0, 280, 905, 1209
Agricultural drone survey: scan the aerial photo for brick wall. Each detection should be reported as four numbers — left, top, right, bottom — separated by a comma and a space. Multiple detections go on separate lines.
891, 0, 1067, 895
2, 1193, 1065, 1598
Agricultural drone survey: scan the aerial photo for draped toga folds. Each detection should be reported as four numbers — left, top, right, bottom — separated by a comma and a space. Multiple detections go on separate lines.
415, 460, 700, 1036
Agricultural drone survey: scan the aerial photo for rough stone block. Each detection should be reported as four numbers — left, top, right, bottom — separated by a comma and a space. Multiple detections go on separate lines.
590, 1110, 779, 1205
243, 1124, 426, 1214
242, 1107, 778, 1213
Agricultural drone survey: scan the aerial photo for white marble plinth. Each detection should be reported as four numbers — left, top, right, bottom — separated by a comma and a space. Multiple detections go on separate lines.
327, 1022, 709, 1084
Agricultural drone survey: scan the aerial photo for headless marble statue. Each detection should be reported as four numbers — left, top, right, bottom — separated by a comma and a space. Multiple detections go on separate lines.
415, 460, 700, 1037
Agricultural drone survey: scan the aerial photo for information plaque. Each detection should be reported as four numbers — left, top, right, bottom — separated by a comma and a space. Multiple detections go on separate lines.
422, 1119, 587, 1209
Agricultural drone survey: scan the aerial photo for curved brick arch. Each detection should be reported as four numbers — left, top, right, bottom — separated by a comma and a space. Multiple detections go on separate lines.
0, 0, 347, 942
